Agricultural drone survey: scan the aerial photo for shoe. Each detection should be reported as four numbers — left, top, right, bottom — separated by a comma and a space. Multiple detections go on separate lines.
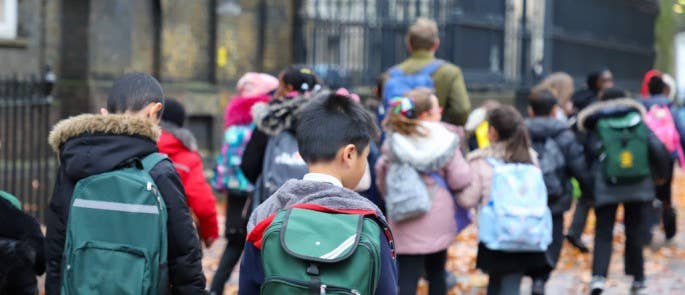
531, 278, 545, 295
566, 235, 589, 253
589, 276, 605, 295
663, 207, 677, 240
630, 280, 647, 295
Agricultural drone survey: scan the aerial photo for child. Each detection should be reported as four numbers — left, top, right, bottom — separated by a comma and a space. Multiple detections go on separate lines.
158, 98, 219, 247
0, 190, 45, 295
376, 87, 471, 295
457, 105, 550, 295
525, 90, 593, 295
46, 73, 207, 295
641, 73, 681, 241
240, 65, 321, 205
576, 93, 670, 295
210, 72, 279, 295
238, 92, 398, 294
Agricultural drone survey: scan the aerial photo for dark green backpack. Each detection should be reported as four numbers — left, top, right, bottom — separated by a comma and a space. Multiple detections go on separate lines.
61, 153, 169, 295
597, 112, 650, 184
260, 207, 383, 295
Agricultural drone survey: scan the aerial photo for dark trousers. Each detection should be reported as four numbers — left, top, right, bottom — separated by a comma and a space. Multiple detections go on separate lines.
527, 214, 564, 281
592, 202, 647, 281
398, 250, 447, 295
210, 194, 248, 295
567, 196, 591, 239
487, 272, 523, 295
654, 161, 676, 238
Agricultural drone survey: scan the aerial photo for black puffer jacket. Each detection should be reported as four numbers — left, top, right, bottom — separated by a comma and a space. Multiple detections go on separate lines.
45, 114, 207, 295
0, 195, 45, 295
577, 98, 671, 207
525, 117, 593, 214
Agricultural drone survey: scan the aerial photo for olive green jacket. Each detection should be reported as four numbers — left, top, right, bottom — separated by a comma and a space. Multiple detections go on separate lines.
385, 50, 471, 125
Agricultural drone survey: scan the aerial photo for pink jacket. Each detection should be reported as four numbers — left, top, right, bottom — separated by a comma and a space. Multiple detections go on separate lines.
376, 122, 471, 254
457, 143, 539, 209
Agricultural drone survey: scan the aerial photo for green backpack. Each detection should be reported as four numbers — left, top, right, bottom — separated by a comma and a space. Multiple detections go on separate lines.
597, 112, 650, 184
61, 153, 169, 295
261, 207, 384, 295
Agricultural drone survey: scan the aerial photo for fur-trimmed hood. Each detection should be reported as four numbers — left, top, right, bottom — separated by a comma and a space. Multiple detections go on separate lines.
49, 114, 160, 153
48, 114, 160, 181
467, 142, 539, 166
577, 98, 646, 132
387, 121, 460, 172
251, 95, 310, 136
160, 122, 198, 152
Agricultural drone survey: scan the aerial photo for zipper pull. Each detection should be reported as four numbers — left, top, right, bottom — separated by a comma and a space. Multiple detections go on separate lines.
351, 289, 360, 295
320, 284, 327, 295
147, 182, 153, 191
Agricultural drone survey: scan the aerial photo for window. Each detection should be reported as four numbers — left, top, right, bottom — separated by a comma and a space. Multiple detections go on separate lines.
0, 0, 18, 40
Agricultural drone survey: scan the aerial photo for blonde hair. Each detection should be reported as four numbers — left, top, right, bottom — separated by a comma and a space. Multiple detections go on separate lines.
407, 18, 439, 50
384, 87, 434, 136
531, 72, 574, 114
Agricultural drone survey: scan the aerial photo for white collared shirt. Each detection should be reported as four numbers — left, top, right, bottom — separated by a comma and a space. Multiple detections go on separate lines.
302, 173, 343, 188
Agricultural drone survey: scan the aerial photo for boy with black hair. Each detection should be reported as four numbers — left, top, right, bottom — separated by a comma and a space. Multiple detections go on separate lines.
239, 92, 398, 295
46, 73, 207, 294
525, 90, 593, 295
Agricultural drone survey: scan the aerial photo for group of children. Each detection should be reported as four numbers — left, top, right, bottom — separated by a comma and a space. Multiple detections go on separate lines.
0, 64, 680, 295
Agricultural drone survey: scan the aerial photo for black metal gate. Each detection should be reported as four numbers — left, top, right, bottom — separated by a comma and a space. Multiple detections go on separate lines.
545, 0, 657, 90
0, 76, 55, 223
295, 0, 506, 89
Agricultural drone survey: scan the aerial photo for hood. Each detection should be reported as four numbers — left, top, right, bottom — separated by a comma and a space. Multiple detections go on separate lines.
160, 122, 198, 152
251, 95, 309, 136
388, 121, 460, 171
224, 94, 271, 128
641, 69, 662, 98
577, 98, 646, 132
525, 117, 568, 142
48, 114, 160, 181
247, 180, 384, 232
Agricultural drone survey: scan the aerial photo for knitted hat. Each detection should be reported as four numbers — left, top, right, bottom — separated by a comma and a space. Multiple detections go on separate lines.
162, 98, 186, 127
237, 72, 279, 98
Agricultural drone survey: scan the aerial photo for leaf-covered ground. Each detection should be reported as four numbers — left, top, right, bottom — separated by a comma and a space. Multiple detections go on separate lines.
203, 170, 685, 295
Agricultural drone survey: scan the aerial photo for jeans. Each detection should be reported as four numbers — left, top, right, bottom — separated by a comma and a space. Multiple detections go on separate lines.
592, 201, 647, 281
210, 194, 248, 295
527, 214, 564, 282
487, 272, 523, 295
398, 250, 447, 295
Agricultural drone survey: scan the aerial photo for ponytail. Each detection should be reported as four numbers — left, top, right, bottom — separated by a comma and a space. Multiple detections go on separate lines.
488, 105, 533, 164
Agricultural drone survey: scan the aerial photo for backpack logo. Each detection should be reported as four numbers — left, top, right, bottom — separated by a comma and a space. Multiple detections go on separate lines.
620, 150, 634, 168
274, 151, 306, 166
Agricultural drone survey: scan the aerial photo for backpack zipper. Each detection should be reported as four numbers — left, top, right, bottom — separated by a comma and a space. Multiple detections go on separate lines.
266, 277, 359, 294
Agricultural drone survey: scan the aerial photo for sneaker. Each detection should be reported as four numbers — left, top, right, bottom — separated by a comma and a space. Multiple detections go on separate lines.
531, 278, 545, 295
566, 235, 590, 253
630, 280, 647, 295
589, 276, 605, 295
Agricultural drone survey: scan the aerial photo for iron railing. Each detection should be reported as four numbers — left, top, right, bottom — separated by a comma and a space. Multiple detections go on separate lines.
0, 75, 55, 223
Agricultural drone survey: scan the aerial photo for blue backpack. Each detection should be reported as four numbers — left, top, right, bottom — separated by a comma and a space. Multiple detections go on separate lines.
212, 124, 254, 193
380, 61, 444, 122
478, 158, 552, 252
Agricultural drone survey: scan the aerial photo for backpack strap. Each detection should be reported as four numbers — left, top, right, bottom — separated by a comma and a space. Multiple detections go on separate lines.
142, 152, 169, 174
417, 60, 445, 76
388, 66, 404, 77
